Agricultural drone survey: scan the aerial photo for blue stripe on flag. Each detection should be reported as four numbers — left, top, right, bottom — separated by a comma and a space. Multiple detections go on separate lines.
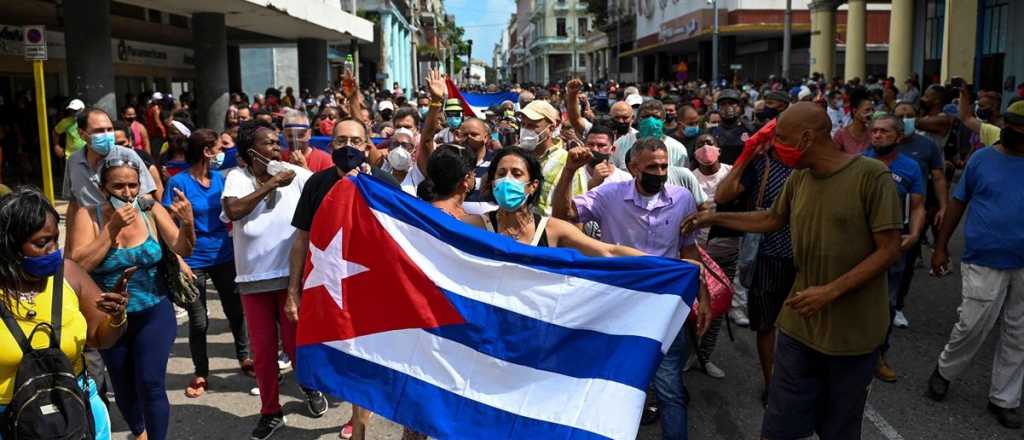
462, 92, 520, 109
353, 173, 699, 300
297, 344, 611, 440
427, 289, 661, 390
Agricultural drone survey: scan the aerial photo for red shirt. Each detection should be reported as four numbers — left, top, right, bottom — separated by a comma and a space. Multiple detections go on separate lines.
282, 147, 334, 173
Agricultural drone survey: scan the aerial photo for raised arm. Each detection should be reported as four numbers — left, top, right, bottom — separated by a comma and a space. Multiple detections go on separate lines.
153, 190, 195, 257
565, 79, 588, 137
417, 70, 447, 176
958, 85, 983, 134
715, 149, 759, 204
551, 146, 591, 223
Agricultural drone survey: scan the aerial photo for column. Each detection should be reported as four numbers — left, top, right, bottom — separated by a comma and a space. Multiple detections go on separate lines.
193, 12, 229, 132
844, 0, 867, 81
381, 13, 393, 86
941, 0, 978, 83
887, 0, 913, 83
809, 0, 836, 80
63, 0, 116, 115
228, 45, 242, 93
542, 53, 550, 85
298, 39, 328, 95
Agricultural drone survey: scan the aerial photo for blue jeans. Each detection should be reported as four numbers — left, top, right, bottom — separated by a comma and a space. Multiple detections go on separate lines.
653, 330, 690, 440
881, 254, 906, 354
0, 376, 111, 440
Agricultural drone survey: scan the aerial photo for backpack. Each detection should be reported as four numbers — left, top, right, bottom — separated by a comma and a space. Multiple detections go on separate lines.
0, 264, 94, 440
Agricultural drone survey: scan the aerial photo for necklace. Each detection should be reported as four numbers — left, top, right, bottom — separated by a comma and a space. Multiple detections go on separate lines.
13, 290, 41, 319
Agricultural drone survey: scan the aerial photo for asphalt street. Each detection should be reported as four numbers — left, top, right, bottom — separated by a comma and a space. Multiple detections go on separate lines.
103, 225, 1019, 440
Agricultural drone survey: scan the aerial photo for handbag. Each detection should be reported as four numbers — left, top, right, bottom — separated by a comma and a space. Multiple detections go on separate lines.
148, 211, 199, 308
737, 157, 771, 289
691, 245, 735, 321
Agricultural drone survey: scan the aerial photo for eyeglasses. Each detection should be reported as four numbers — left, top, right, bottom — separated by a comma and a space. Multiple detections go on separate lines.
101, 159, 140, 172
332, 136, 365, 146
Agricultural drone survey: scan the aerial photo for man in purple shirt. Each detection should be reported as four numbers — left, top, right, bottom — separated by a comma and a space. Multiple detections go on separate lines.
552, 136, 703, 440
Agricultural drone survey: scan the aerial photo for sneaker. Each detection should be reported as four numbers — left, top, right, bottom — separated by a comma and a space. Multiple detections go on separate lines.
876, 357, 897, 383
174, 305, 188, 319
987, 402, 1023, 429
927, 366, 950, 401
703, 361, 726, 379
303, 388, 328, 418
683, 355, 698, 372
893, 310, 909, 329
249, 386, 260, 396
278, 352, 292, 371
250, 413, 287, 440
339, 422, 354, 439
728, 308, 750, 327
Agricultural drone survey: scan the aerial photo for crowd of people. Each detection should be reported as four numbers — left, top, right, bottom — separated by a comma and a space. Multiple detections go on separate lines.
0, 65, 1022, 440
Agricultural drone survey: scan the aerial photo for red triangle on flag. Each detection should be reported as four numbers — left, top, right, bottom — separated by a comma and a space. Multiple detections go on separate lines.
296, 177, 465, 346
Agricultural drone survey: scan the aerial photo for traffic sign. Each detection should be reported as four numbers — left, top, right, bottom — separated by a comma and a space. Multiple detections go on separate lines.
23, 25, 47, 60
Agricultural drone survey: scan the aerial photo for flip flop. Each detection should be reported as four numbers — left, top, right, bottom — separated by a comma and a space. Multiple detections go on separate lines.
185, 376, 207, 398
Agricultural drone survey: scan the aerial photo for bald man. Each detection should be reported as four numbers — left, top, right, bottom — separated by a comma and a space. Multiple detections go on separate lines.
686, 102, 902, 440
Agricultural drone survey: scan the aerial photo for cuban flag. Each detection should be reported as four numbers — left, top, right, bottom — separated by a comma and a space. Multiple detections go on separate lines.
445, 77, 519, 119
295, 174, 699, 439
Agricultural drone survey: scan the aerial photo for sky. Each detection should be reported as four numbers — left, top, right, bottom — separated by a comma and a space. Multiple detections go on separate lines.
444, 0, 516, 64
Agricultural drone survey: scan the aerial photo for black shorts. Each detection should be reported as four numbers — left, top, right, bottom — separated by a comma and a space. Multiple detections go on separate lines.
747, 255, 797, 333
761, 332, 879, 440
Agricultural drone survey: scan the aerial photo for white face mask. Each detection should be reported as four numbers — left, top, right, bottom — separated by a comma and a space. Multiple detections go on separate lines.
266, 160, 290, 176
387, 147, 413, 171
519, 127, 544, 151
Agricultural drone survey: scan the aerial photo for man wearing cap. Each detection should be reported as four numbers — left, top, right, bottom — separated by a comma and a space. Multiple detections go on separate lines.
433, 98, 465, 145
708, 89, 755, 165
518, 99, 568, 216
928, 98, 1024, 429
53, 99, 87, 160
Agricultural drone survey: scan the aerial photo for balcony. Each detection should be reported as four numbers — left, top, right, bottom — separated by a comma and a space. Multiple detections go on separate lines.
529, 35, 572, 51
553, 0, 570, 12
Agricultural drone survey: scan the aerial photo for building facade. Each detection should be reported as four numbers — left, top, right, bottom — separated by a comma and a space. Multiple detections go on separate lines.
513, 0, 595, 85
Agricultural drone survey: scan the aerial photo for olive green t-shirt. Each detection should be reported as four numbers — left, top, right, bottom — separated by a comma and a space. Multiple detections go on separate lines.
768, 155, 901, 356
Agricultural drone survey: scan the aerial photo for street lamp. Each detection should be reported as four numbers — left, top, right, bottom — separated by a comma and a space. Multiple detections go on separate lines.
708, 0, 719, 86
466, 39, 473, 84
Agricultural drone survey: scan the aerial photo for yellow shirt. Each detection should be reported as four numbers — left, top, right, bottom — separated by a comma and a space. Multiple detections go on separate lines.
535, 139, 568, 217
0, 277, 87, 404
980, 122, 1001, 147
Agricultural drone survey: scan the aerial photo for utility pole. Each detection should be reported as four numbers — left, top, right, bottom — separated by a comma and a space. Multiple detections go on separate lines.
615, 6, 622, 84
710, 0, 719, 86
466, 39, 473, 84
782, 0, 792, 80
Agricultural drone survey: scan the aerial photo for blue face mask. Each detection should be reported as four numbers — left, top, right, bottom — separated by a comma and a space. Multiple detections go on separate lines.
419, 107, 429, 119
209, 151, 226, 170
902, 118, 916, 136
493, 177, 527, 211
22, 249, 63, 278
90, 132, 115, 156
638, 116, 665, 140
109, 194, 138, 211
447, 116, 463, 129
683, 125, 700, 138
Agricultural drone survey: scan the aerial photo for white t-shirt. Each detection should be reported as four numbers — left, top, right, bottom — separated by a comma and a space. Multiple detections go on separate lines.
695, 164, 733, 202
222, 164, 312, 283
400, 164, 424, 196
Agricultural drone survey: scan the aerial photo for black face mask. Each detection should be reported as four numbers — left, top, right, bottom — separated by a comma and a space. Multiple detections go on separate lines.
380, 110, 394, 121
1001, 127, 1024, 149
873, 143, 897, 156
612, 121, 630, 136
332, 145, 366, 173
589, 151, 610, 167
638, 172, 668, 194
976, 108, 993, 121
755, 107, 780, 122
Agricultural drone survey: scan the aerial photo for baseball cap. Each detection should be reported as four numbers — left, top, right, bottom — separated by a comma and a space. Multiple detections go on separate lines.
625, 94, 643, 107
797, 86, 812, 100
378, 100, 395, 112
444, 98, 463, 112
66, 99, 85, 111
717, 89, 741, 104
151, 92, 164, 102
1004, 99, 1024, 126
763, 91, 790, 104
519, 100, 559, 124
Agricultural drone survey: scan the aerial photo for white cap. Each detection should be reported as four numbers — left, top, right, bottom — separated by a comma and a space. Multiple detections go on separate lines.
151, 92, 164, 102
797, 86, 812, 100
66, 99, 85, 111
625, 94, 643, 107
378, 100, 395, 112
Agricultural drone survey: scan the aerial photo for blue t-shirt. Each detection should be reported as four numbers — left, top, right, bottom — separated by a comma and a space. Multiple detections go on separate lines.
865, 148, 924, 230
952, 147, 1024, 270
899, 134, 943, 197
163, 171, 234, 269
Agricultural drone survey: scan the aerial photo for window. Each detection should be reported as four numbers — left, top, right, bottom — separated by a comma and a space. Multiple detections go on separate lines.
577, 17, 588, 36
147, 9, 163, 24
579, 54, 586, 67
169, 13, 189, 29
924, 0, 944, 61
110, 3, 146, 20
557, 18, 567, 37
981, 0, 1008, 55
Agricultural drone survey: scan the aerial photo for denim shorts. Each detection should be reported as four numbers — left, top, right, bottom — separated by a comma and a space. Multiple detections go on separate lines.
0, 376, 111, 440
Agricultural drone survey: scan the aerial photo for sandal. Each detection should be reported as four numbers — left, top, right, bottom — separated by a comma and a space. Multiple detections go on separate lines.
184, 376, 207, 398
240, 358, 256, 378
339, 422, 353, 439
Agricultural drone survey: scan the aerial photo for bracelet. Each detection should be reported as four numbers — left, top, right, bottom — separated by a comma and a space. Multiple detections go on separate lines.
429, 102, 443, 108
108, 312, 127, 328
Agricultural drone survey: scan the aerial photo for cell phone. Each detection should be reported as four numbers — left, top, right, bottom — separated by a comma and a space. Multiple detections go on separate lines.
114, 266, 138, 293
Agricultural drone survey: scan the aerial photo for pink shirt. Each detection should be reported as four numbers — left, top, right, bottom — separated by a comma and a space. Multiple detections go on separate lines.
833, 126, 870, 155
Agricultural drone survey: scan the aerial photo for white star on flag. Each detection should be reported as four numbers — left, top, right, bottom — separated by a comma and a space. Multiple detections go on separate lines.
304, 228, 368, 310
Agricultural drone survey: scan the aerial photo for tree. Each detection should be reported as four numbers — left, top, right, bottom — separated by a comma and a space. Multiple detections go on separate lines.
438, 20, 471, 74
582, 1, 609, 28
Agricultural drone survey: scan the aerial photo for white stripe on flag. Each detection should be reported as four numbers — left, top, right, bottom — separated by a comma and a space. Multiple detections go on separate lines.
371, 208, 689, 351
325, 329, 646, 440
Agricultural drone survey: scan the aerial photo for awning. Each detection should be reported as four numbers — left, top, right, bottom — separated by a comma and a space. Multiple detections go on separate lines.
619, 23, 812, 58
117, 0, 374, 43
